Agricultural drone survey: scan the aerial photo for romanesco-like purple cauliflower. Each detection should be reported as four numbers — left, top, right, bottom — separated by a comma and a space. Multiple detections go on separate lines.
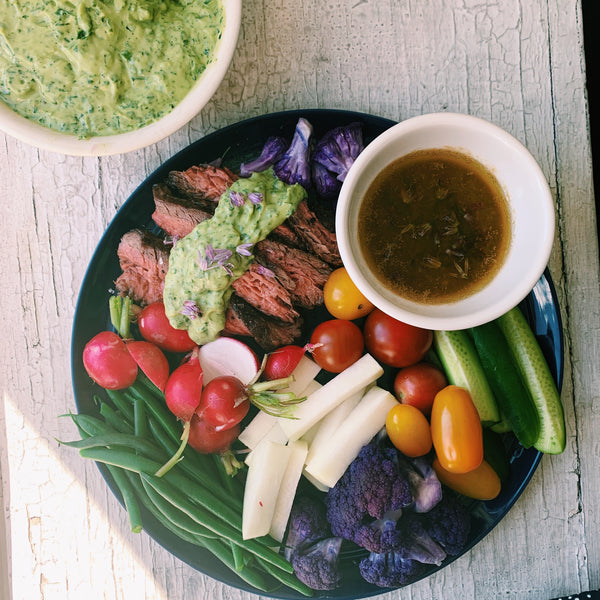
274, 118, 313, 188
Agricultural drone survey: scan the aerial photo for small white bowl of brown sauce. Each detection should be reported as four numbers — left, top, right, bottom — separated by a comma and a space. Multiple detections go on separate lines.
336, 112, 555, 331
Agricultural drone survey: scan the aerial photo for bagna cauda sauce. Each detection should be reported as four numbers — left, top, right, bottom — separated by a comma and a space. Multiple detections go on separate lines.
357, 148, 512, 304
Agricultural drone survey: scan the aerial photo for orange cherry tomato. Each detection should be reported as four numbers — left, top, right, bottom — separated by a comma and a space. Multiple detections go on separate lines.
323, 267, 375, 320
433, 457, 501, 500
385, 404, 432, 457
430, 385, 483, 473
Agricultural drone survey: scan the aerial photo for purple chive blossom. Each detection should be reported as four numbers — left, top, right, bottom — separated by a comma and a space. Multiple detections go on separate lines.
247, 192, 263, 205
229, 190, 245, 207
181, 300, 201, 319
236, 243, 253, 257
197, 249, 209, 270
257, 264, 276, 278
163, 235, 179, 247
198, 244, 235, 274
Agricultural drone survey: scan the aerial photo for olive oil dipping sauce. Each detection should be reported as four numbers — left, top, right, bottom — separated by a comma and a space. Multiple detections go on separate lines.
358, 148, 512, 304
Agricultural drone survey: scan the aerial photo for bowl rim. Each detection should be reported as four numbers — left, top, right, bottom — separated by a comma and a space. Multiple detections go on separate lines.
0, 0, 242, 157
336, 112, 556, 331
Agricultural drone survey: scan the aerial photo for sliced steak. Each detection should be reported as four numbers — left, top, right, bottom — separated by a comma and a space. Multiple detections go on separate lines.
232, 262, 300, 323
222, 306, 252, 337
255, 239, 333, 309
228, 294, 303, 351
115, 267, 165, 305
287, 200, 342, 266
152, 183, 214, 238
166, 164, 237, 201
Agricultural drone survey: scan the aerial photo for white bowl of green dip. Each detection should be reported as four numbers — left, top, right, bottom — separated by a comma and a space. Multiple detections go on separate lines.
0, 0, 241, 156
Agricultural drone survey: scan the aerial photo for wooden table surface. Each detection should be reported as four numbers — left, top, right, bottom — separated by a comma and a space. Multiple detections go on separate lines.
1, 1, 599, 599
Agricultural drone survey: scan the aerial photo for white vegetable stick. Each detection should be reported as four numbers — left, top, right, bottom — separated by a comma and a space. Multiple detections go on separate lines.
269, 440, 309, 542
244, 422, 289, 465
280, 355, 321, 396
305, 388, 366, 463
279, 354, 384, 441
296, 381, 324, 445
238, 411, 279, 449
242, 440, 292, 540
304, 386, 398, 488
302, 468, 330, 493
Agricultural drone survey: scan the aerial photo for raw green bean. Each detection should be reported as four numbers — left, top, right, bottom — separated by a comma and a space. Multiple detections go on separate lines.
125, 386, 180, 444
256, 556, 314, 597
106, 464, 143, 533
141, 473, 292, 573
140, 476, 217, 539
79, 447, 242, 529
133, 397, 148, 439
58, 433, 166, 463
99, 402, 134, 434
65, 412, 118, 438
105, 389, 135, 423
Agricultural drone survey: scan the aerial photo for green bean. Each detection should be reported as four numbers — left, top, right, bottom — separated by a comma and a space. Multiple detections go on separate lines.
99, 402, 134, 434
140, 476, 217, 539
65, 412, 118, 437
106, 464, 143, 533
105, 389, 135, 423
256, 556, 314, 597
58, 433, 166, 462
125, 386, 180, 444
133, 396, 148, 439
141, 473, 292, 574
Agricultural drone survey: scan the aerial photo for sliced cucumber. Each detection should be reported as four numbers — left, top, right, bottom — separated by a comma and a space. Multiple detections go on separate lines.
470, 321, 540, 448
497, 307, 566, 454
433, 330, 500, 425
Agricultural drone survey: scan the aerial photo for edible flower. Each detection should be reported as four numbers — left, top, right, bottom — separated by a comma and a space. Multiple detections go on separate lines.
236, 243, 254, 257
247, 192, 264, 205
229, 191, 246, 207
197, 244, 234, 273
180, 300, 201, 320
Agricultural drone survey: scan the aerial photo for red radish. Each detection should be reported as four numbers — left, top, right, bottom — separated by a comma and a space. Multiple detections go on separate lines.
83, 331, 138, 390
138, 302, 197, 353
198, 376, 251, 431
164, 350, 204, 422
197, 337, 260, 385
125, 340, 170, 392
188, 416, 241, 454
263, 345, 306, 380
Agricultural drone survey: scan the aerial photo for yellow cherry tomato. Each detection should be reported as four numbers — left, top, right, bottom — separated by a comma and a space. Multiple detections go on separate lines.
385, 403, 433, 457
323, 267, 375, 320
433, 457, 501, 500
430, 385, 483, 473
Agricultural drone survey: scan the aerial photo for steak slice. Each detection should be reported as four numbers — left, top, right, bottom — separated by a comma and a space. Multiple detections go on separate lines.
228, 294, 303, 351
287, 200, 342, 266
115, 230, 169, 304
152, 183, 214, 238
255, 239, 333, 309
232, 262, 300, 323
166, 164, 237, 201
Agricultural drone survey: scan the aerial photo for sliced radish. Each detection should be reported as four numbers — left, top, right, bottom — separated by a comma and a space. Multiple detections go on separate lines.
198, 337, 260, 386
125, 340, 170, 392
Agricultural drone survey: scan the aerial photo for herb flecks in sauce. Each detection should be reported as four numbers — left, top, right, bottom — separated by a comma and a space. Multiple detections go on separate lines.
358, 149, 511, 304
163, 169, 307, 345
0, 0, 224, 137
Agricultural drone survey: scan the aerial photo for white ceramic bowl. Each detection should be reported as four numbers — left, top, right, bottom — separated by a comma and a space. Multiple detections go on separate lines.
336, 112, 555, 331
0, 0, 241, 157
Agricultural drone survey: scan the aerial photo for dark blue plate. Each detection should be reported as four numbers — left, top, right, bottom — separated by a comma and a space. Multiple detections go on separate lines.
71, 109, 564, 599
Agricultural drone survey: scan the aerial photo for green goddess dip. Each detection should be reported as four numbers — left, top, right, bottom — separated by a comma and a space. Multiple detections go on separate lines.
163, 169, 307, 345
0, 0, 224, 137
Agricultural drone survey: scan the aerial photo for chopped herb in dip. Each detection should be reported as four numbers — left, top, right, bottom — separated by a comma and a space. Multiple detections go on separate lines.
163, 169, 307, 345
0, 0, 224, 138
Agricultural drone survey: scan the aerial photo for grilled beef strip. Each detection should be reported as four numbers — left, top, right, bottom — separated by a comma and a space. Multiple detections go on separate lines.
166, 164, 237, 201
255, 239, 333, 309
287, 199, 342, 266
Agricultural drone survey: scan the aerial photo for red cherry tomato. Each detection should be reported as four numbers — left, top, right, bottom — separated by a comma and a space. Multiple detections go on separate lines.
430, 385, 484, 474
198, 376, 250, 431
393, 362, 448, 416
310, 319, 364, 373
125, 340, 170, 392
363, 309, 433, 368
83, 331, 138, 390
188, 416, 241, 454
138, 302, 197, 353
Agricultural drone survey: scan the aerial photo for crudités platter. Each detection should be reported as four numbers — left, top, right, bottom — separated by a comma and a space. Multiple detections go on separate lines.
71, 109, 563, 599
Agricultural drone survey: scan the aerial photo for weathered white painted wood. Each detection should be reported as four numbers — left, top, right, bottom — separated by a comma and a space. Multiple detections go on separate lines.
1, 0, 599, 599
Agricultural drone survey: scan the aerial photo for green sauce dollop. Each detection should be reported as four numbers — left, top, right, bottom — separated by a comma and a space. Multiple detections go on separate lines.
0, 0, 224, 137
163, 169, 307, 345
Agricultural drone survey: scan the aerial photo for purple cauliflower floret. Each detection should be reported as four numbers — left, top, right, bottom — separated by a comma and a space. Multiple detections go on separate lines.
421, 495, 471, 556
359, 551, 424, 588
397, 455, 442, 513
393, 514, 447, 566
284, 495, 329, 561
291, 537, 343, 591
274, 118, 313, 188
325, 443, 413, 549
239, 136, 288, 177
312, 122, 364, 198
